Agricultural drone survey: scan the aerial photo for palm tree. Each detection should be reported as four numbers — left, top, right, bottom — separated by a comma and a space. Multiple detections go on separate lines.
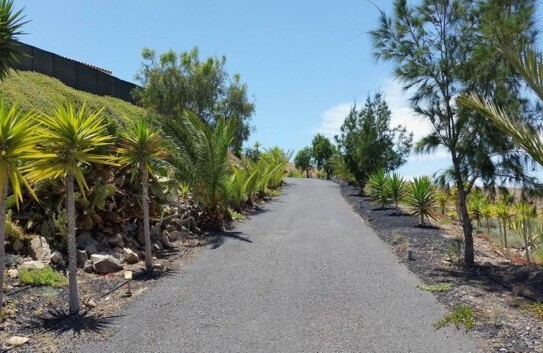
161, 111, 234, 230
27, 102, 115, 314
0, 0, 27, 81
406, 176, 436, 227
458, 45, 543, 169
386, 172, 406, 214
0, 101, 40, 318
117, 117, 168, 271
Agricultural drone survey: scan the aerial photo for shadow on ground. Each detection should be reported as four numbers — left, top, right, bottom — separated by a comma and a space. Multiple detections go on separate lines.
36, 309, 122, 336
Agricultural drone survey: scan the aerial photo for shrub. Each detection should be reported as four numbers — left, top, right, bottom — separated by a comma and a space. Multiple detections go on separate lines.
366, 169, 390, 209
386, 172, 406, 212
406, 176, 436, 227
19, 266, 68, 287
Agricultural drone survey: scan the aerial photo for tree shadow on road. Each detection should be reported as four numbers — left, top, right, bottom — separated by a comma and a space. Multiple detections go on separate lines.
209, 231, 252, 250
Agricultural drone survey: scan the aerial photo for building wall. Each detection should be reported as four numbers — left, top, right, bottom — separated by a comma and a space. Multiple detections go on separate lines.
14, 42, 139, 104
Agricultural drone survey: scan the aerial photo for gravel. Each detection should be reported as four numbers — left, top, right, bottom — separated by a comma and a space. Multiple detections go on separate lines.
66, 178, 478, 353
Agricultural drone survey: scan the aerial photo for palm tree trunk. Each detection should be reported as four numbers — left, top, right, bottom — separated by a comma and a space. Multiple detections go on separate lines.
66, 171, 80, 314
142, 167, 152, 271
0, 176, 8, 318
523, 219, 531, 264
503, 221, 508, 248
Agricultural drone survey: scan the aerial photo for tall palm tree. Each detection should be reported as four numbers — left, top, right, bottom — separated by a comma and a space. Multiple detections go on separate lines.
0, 101, 40, 318
27, 102, 115, 314
117, 117, 168, 271
0, 0, 27, 81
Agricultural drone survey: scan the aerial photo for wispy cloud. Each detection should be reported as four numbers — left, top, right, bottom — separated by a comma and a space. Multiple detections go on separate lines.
313, 103, 352, 139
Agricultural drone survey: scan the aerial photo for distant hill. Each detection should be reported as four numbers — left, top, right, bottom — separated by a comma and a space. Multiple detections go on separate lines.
0, 70, 144, 126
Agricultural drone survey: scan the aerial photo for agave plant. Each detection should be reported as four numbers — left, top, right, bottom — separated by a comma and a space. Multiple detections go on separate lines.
117, 117, 168, 271
386, 172, 406, 213
0, 101, 41, 318
0, 0, 27, 81
27, 102, 116, 314
406, 176, 436, 227
366, 169, 390, 209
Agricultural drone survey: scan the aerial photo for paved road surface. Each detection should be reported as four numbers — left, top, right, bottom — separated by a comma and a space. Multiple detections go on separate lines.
74, 178, 478, 353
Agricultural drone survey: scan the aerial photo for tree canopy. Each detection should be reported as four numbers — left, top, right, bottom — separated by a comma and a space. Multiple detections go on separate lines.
134, 47, 255, 156
335, 93, 412, 190
294, 147, 313, 177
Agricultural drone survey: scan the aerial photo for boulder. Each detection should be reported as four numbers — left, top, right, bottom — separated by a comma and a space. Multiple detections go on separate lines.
77, 249, 88, 267
122, 248, 139, 264
91, 254, 123, 274
168, 230, 189, 242
76, 232, 95, 248
50, 251, 63, 264
85, 243, 98, 256
108, 233, 124, 248
21, 260, 45, 270
29, 236, 51, 261
7, 268, 18, 278
7, 336, 29, 347
83, 260, 94, 273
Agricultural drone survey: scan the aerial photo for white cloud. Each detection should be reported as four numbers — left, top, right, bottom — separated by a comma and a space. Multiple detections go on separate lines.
313, 103, 352, 139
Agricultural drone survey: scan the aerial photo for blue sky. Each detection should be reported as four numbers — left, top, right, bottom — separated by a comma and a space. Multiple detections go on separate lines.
14, 0, 543, 179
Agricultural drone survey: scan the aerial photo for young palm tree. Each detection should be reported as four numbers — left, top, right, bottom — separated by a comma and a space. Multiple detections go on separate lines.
27, 102, 115, 314
406, 176, 436, 227
0, 0, 28, 81
436, 190, 448, 215
117, 117, 168, 271
468, 191, 485, 228
0, 101, 40, 318
480, 200, 493, 235
161, 111, 234, 230
386, 172, 406, 214
513, 200, 536, 264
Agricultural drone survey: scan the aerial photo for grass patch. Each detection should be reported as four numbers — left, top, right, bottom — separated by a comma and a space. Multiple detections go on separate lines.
417, 282, 453, 292
229, 209, 246, 221
19, 266, 68, 288
434, 305, 475, 331
523, 302, 543, 320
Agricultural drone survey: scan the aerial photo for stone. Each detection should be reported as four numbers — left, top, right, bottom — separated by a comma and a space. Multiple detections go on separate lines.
83, 260, 94, 273
21, 260, 45, 270
7, 269, 18, 278
150, 224, 161, 239
102, 227, 114, 235
168, 230, 188, 242
159, 231, 174, 248
7, 336, 29, 347
85, 243, 98, 256
77, 249, 88, 267
153, 242, 164, 251
84, 299, 97, 308
50, 251, 63, 264
91, 254, 123, 274
170, 218, 183, 229
76, 232, 95, 248
165, 224, 177, 233
122, 248, 139, 264
29, 236, 51, 261
152, 262, 164, 271
108, 233, 124, 248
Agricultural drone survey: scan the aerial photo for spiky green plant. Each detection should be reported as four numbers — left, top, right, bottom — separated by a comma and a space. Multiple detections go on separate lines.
386, 172, 406, 213
480, 200, 493, 235
0, 0, 28, 81
0, 100, 40, 319
406, 176, 436, 227
117, 117, 168, 271
161, 111, 233, 230
26, 102, 116, 314
494, 201, 513, 248
436, 190, 448, 215
468, 190, 485, 228
513, 200, 536, 264
366, 169, 390, 209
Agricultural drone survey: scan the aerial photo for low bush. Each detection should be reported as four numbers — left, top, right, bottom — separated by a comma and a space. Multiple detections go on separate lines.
434, 305, 475, 331
18, 266, 68, 288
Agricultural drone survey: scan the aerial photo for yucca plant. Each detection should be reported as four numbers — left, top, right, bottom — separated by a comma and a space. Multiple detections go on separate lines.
0, 101, 40, 318
27, 102, 116, 314
0, 0, 27, 81
468, 190, 485, 228
436, 190, 448, 215
480, 200, 493, 235
386, 172, 406, 213
406, 176, 436, 227
494, 201, 513, 248
513, 200, 536, 264
117, 117, 168, 271
162, 111, 233, 230
366, 169, 390, 209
